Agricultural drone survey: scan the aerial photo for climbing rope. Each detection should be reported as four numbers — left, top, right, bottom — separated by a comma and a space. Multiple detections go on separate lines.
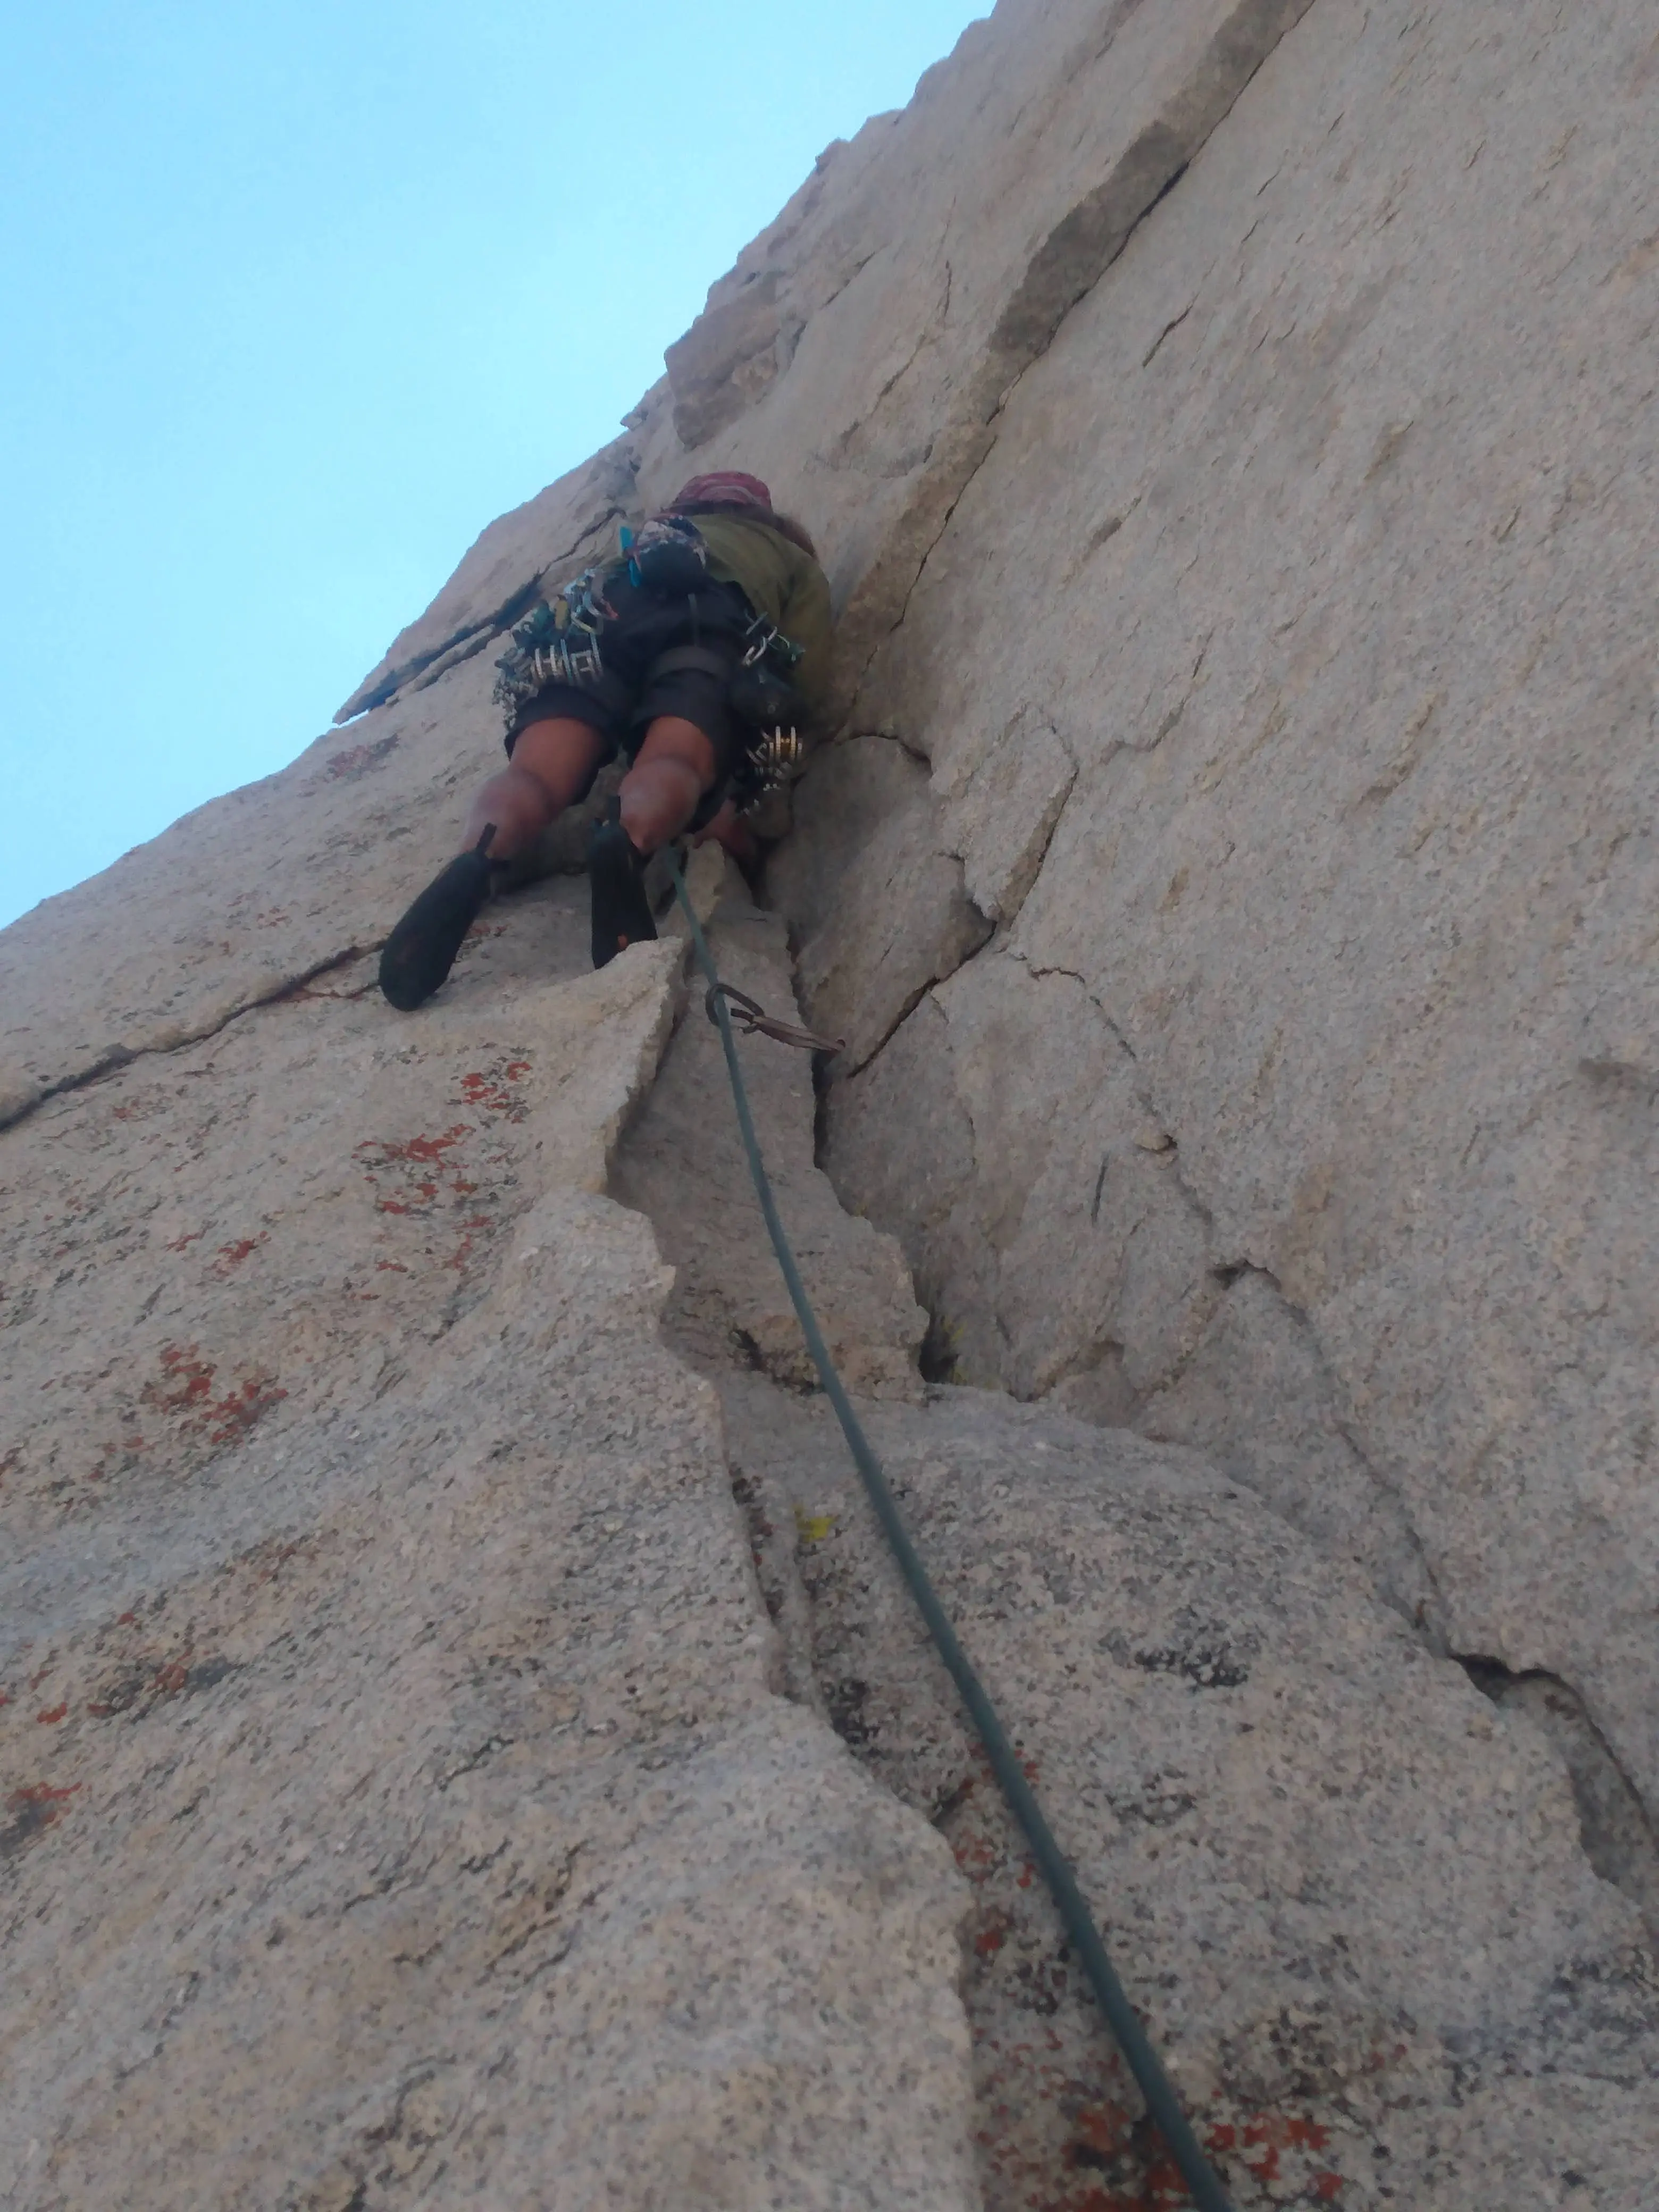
666, 851, 1236, 2212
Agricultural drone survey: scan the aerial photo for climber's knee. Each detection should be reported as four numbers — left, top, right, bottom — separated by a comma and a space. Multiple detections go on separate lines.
465, 718, 608, 857
618, 717, 717, 853
505, 716, 611, 812
633, 714, 718, 782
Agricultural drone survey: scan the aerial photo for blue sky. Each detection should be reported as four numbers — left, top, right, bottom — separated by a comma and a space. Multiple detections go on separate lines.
0, 1, 987, 930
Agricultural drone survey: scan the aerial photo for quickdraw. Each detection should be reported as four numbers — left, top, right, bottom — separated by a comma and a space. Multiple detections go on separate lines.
703, 981, 844, 1056
492, 568, 617, 715
740, 607, 806, 671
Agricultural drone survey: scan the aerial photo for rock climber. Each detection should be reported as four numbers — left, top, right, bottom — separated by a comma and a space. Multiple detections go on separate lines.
378, 470, 832, 1010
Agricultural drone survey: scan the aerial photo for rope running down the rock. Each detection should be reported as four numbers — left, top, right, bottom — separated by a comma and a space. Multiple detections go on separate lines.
667, 851, 1236, 2212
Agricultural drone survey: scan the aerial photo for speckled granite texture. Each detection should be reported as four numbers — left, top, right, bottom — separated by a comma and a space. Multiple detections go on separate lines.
6, 2, 1658, 2203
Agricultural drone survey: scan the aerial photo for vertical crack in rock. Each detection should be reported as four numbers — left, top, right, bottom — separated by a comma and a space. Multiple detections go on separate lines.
612, 862, 929, 1407
1, 876, 982, 2206
768, 733, 994, 1078
12, 0, 1659, 2200
826, 0, 1659, 1865
837, 3, 1321, 699
614, 867, 1632, 2211
334, 467, 638, 723
808, 931, 1449, 1637
1459, 1658, 1659, 1944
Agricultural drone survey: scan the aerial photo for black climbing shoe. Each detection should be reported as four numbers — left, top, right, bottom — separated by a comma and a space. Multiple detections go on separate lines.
589, 815, 657, 969
378, 829, 495, 1011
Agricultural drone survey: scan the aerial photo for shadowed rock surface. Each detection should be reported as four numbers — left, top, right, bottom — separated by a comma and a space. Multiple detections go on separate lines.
6, 1, 1659, 2205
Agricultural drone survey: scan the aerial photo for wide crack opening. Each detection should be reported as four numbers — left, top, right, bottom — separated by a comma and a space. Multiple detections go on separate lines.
1458, 1656, 1659, 1941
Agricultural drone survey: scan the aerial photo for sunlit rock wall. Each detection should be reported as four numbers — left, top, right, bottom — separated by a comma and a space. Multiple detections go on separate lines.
8, 1, 1657, 2202
768, 0, 1659, 1839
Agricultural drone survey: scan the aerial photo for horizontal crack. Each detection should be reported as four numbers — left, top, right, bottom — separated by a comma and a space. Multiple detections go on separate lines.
1, 944, 372, 1136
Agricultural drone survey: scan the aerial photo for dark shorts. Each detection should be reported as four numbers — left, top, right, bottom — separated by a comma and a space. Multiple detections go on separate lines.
503, 571, 750, 785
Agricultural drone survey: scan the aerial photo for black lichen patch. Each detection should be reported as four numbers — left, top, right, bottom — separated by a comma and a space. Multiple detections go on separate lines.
1131, 1643, 1250, 1690
825, 1675, 874, 1747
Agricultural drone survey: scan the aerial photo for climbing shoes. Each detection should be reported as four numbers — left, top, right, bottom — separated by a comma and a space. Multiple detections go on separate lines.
378, 827, 495, 1012
379, 812, 656, 1007
588, 811, 657, 969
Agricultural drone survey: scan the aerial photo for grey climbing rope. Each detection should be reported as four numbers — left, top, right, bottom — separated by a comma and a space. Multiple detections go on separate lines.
667, 851, 1236, 2212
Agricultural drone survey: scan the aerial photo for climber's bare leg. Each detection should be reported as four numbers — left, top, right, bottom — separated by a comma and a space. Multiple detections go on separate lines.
692, 799, 760, 878
619, 716, 717, 853
463, 716, 608, 858
382, 716, 608, 1012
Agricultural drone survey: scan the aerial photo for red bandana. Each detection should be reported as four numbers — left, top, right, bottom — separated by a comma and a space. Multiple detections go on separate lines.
671, 471, 773, 511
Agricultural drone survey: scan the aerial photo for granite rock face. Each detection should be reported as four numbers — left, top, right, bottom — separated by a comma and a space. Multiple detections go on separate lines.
765, 735, 992, 1074
0, 876, 978, 2211
7, 0, 1659, 2205
719, 1378, 1658, 2212
609, 909, 1659, 2210
331, 0, 1325, 739
766, 0, 1659, 1853
612, 862, 928, 1399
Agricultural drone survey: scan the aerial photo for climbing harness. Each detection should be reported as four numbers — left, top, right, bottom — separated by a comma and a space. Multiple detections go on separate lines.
667, 849, 1237, 2212
491, 508, 809, 734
